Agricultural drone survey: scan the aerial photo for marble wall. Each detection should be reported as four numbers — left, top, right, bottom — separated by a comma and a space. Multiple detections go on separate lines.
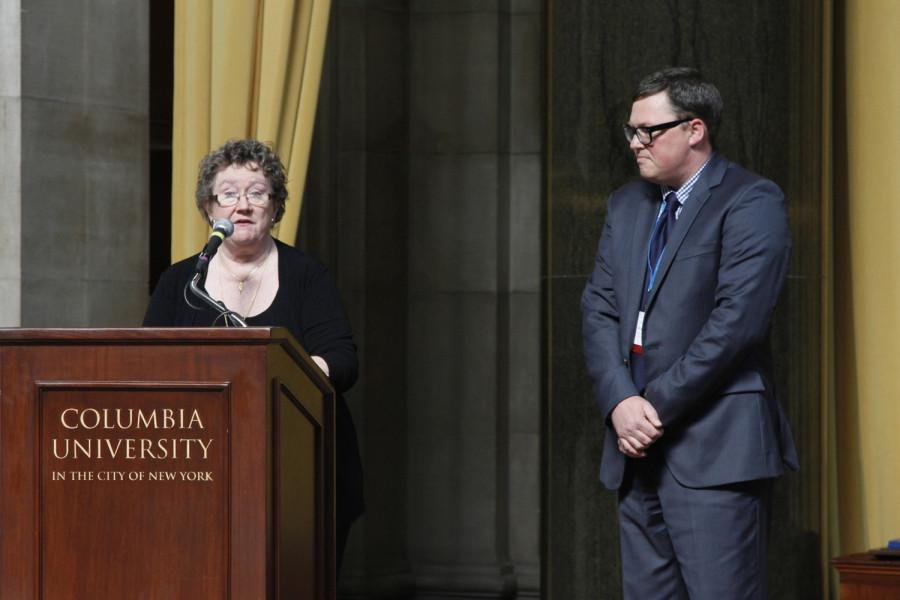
547, 1, 825, 599
301, 1, 543, 598
1, 0, 150, 327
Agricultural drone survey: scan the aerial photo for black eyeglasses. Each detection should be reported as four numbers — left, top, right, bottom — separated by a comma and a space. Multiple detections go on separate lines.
623, 118, 692, 145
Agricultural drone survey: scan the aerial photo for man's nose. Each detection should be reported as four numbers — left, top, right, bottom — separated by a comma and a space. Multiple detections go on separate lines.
628, 133, 644, 151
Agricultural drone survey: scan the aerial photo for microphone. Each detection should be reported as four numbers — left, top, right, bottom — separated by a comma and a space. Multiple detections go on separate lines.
194, 219, 234, 274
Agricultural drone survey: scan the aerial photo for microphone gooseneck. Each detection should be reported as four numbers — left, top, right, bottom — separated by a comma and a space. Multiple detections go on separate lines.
185, 218, 247, 327
194, 219, 234, 274
187, 272, 248, 327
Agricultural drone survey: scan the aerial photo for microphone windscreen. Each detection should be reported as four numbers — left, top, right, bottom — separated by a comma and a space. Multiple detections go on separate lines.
212, 218, 234, 237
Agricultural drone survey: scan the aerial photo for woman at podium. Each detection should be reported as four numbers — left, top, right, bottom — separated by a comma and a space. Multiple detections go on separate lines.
143, 138, 363, 569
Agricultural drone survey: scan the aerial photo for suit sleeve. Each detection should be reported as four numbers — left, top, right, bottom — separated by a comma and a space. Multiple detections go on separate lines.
581, 195, 641, 420
644, 180, 791, 424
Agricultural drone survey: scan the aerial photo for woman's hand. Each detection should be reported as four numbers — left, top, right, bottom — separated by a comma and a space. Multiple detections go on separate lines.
311, 355, 330, 377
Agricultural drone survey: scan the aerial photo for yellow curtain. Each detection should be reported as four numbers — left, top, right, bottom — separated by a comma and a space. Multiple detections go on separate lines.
834, 0, 900, 556
171, 0, 331, 261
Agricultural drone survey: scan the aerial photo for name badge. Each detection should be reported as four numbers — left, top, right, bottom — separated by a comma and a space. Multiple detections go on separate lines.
631, 310, 645, 354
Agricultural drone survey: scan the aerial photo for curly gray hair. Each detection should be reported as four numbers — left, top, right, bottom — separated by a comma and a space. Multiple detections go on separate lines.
195, 139, 288, 223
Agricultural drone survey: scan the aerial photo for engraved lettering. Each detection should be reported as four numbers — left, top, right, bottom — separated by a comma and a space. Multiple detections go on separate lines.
196, 439, 212, 459
52, 438, 69, 459
73, 438, 92, 458
60, 408, 79, 430
137, 410, 157, 429
59, 408, 206, 430
80, 409, 101, 429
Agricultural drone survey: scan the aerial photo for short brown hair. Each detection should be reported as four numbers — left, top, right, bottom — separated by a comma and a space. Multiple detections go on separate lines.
634, 67, 723, 144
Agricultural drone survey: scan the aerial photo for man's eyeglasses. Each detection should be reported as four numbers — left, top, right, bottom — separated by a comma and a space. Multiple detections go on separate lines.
212, 190, 271, 207
623, 118, 692, 146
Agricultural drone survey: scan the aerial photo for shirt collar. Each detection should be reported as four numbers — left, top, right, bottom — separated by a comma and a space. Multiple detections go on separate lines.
660, 154, 713, 205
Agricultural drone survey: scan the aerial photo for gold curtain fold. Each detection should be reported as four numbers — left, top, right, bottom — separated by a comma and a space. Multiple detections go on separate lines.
171, 0, 331, 261
834, 0, 900, 558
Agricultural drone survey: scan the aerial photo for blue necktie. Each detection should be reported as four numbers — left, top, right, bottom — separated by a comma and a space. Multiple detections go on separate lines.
631, 192, 679, 392
648, 191, 680, 272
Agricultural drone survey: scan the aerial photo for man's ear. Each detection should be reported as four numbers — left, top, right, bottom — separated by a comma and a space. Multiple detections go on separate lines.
688, 118, 709, 148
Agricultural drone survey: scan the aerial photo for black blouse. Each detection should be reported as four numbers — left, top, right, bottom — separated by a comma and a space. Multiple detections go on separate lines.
143, 239, 357, 392
143, 238, 364, 521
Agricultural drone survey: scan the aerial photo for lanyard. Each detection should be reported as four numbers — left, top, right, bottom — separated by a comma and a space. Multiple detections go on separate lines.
645, 199, 675, 296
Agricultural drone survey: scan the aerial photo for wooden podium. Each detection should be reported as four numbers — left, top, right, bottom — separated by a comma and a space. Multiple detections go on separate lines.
0, 328, 336, 600
833, 552, 900, 600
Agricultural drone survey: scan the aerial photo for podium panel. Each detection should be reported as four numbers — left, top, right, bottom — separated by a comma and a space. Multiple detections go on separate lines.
0, 328, 335, 600
40, 384, 229, 598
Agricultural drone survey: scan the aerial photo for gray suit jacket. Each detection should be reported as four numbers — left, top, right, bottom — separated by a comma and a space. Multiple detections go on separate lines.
581, 152, 798, 490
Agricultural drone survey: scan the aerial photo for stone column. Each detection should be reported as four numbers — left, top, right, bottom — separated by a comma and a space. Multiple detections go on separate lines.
303, 1, 543, 598
0, 0, 22, 326
0, 0, 150, 327
302, 1, 416, 596
498, 0, 542, 596
406, 1, 540, 597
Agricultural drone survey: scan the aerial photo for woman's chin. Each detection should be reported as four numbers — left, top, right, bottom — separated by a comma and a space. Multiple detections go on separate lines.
228, 232, 267, 247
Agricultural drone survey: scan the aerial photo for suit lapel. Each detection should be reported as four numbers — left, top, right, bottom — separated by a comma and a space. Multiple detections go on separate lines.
620, 183, 658, 348
643, 153, 728, 309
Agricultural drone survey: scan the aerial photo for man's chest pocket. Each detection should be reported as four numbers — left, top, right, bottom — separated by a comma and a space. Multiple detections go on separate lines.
673, 241, 719, 262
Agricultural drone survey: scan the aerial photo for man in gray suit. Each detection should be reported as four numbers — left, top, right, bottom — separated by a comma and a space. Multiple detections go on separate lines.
581, 67, 798, 599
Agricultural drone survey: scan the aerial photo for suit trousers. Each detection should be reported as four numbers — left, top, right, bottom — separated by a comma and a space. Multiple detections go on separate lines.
617, 454, 771, 600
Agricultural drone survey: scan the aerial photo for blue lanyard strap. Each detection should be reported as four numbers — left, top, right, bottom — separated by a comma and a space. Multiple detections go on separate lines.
646, 197, 677, 294
647, 247, 665, 293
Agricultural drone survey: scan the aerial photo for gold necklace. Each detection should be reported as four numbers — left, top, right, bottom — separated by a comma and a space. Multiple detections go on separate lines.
215, 249, 269, 318
219, 243, 273, 293
243, 269, 266, 317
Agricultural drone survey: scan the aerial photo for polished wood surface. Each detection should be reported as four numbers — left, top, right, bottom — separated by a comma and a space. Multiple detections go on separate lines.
0, 328, 334, 600
832, 552, 900, 600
